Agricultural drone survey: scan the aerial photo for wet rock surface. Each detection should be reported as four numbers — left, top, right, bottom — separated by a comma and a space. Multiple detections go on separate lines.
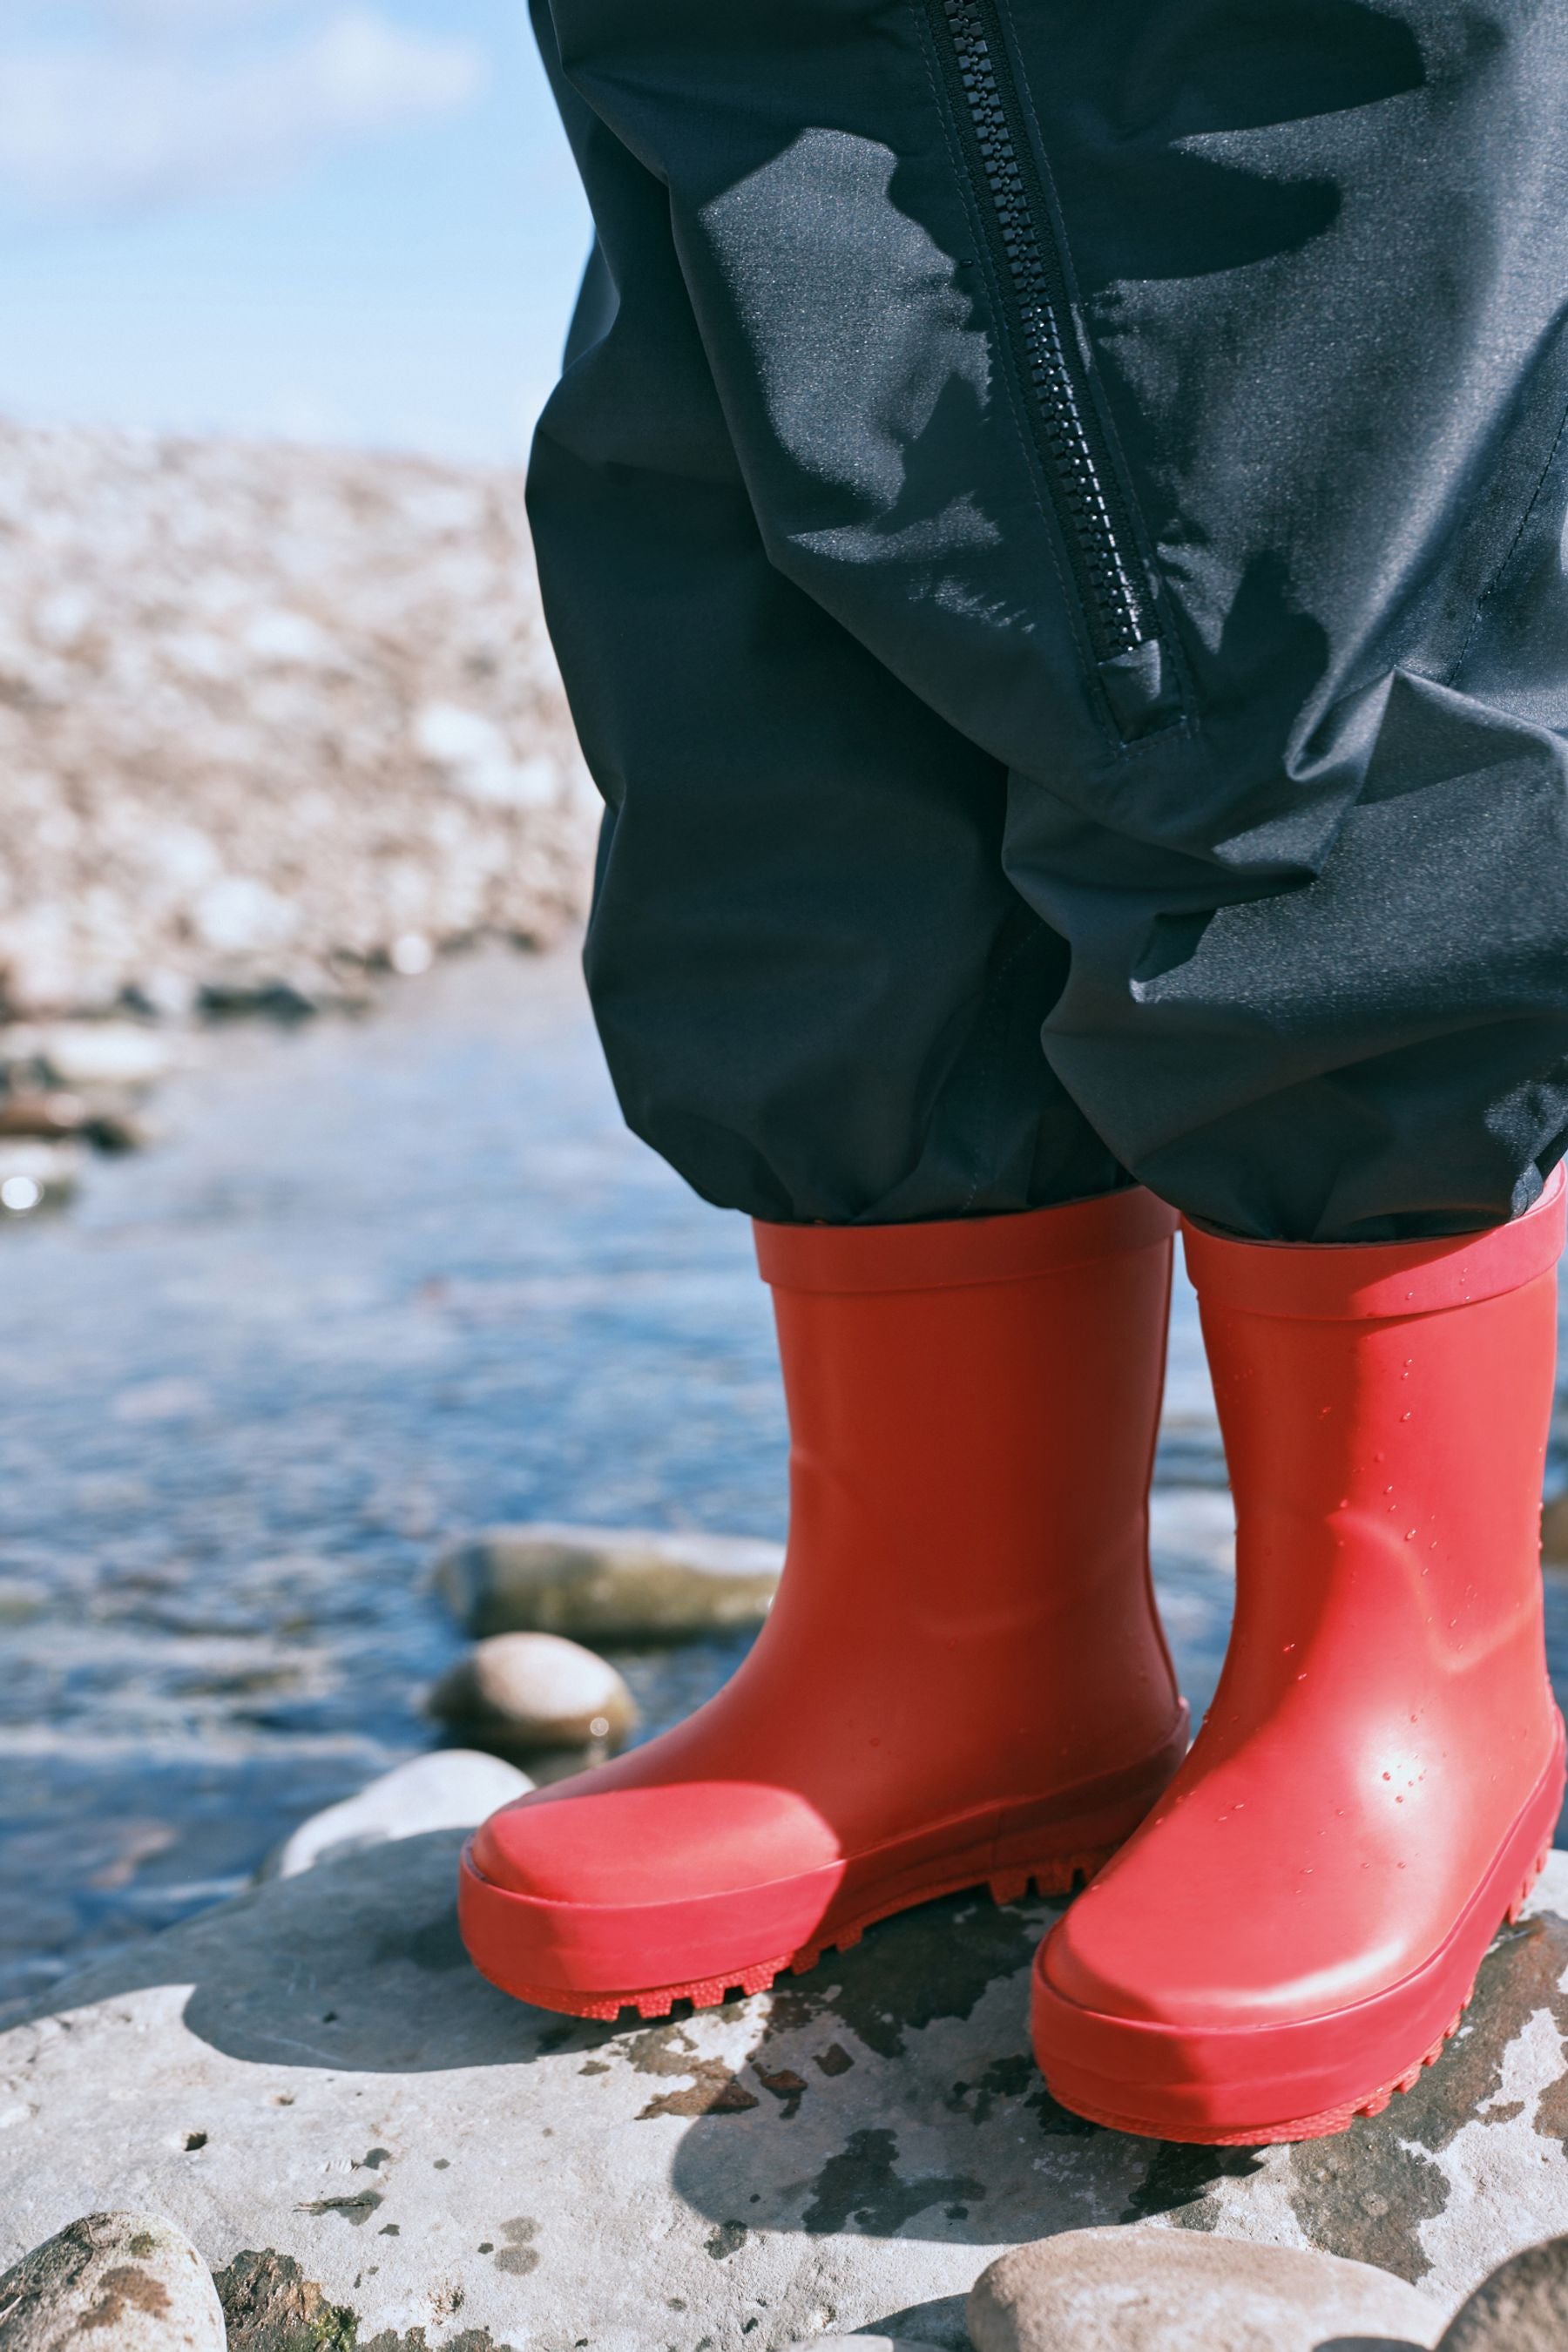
0, 2209, 226, 2350
5, 1838, 1568, 2350
965, 2225, 1442, 2350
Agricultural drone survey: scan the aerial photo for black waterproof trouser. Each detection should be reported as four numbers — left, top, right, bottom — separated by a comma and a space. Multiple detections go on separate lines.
529, 0, 1568, 1242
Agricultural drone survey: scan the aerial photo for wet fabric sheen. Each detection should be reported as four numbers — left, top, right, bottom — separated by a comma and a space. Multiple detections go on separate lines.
528, 0, 1568, 1241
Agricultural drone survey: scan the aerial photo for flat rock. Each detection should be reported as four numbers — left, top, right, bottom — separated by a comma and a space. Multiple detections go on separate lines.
1437, 2235, 1568, 2348
425, 1632, 636, 1754
967, 2224, 1442, 2350
28, 1024, 173, 1089
263, 1750, 533, 1879
6, 1841, 1568, 2352
0, 2209, 226, 2349
435, 1522, 784, 1641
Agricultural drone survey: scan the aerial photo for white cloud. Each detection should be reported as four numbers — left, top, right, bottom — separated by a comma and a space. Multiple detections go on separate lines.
0, 7, 487, 218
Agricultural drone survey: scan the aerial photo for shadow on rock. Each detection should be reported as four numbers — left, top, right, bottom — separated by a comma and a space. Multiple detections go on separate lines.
663, 1885, 1269, 2247
30, 1823, 1568, 2282
859, 2290, 971, 2349
27, 1831, 1261, 2247
662, 1889, 1568, 2268
27, 1830, 585, 2074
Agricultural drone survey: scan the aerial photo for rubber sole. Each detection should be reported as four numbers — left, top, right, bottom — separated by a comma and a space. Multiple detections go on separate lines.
1031, 1714, 1566, 2146
470, 1847, 1117, 2022
458, 1712, 1190, 2021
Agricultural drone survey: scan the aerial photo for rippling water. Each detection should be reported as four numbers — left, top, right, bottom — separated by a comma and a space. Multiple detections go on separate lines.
3, 945, 1565, 2024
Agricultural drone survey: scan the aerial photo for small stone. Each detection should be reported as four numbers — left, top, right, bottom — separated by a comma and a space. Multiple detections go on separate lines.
389, 932, 434, 977
263, 1748, 533, 1878
435, 1522, 783, 1641
0, 1090, 86, 1139
27, 1022, 172, 1088
426, 1632, 637, 1755
193, 877, 301, 956
0, 1139, 78, 1215
415, 699, 510, 771
0, 1091, 149, 1153
196, 977, 318, 1023
241, 608, 340, 665
80, 1099, 152, 1154
0, 2210, 226, 2349
1437, 2235, 1568, 2348
967, 2227, 1442, 2352
132, 971, 198, 1021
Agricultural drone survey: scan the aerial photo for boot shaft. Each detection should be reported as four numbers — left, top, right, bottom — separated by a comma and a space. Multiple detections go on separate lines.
756, 1188, 1176, 1630
1184, 1173, 1566, 1720
754, 1189, 1184, 1769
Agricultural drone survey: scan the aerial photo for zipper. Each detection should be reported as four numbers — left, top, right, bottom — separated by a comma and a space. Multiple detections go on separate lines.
933, 0, 1163, 679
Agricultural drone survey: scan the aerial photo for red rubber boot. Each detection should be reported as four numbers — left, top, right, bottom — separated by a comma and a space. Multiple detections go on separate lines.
460, 1188, 1189, 2018
1032, 1168, 1567, 2144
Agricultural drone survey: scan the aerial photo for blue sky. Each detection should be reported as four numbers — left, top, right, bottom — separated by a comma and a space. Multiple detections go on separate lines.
0, 2, 593, 461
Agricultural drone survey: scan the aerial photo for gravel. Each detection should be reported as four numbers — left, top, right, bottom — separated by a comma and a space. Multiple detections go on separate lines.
0, 421, 596, 1018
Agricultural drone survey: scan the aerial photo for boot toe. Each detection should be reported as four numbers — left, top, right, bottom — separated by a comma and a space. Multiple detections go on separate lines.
1044, 1823, 1450, 2031
470, 1774, 842, 1908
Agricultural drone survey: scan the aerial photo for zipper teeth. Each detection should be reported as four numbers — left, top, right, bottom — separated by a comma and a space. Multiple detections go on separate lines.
940, 0, 1150, 659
